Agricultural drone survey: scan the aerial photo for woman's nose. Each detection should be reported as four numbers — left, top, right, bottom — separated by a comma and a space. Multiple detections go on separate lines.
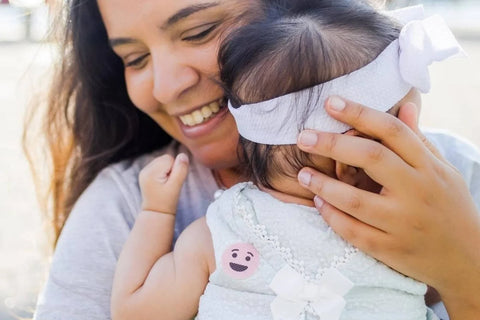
151, 51, 200, 104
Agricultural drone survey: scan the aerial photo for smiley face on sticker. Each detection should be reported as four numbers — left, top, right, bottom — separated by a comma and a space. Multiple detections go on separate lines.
221, 243, 260, 279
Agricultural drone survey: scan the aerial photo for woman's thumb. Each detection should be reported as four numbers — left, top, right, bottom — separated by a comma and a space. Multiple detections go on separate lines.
398, 102, 445, 161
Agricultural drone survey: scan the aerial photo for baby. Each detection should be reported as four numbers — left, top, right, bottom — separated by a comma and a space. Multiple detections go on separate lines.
111, 1, 462, 319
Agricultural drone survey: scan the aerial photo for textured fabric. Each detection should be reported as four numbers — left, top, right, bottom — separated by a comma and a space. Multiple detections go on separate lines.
198, 183, 435, 320
34, 131, 480, 320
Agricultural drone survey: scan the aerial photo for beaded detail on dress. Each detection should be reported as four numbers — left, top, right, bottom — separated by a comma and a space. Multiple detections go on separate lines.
232, 182, 358, 281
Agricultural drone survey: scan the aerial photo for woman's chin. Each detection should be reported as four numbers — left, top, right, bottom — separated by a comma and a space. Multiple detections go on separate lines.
192, 148, 240, 171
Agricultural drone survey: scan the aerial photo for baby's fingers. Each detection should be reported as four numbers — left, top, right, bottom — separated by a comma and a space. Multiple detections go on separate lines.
168, 153, 189, 191
139, 154, 189, 214
140, 154, 189, 186
140, 155, 175, 186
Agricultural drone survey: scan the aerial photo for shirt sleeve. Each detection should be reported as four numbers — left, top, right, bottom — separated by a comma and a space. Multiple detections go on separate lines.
34, 167, 138, 320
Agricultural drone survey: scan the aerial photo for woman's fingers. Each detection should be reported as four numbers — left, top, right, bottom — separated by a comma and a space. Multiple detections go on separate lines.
295, 95, 480, 314
298, 168, 393, 230
298, 131, 416, 191
323, 96, 430, 168
396, 101, 419, 132
313, 197, 390, 256
397, 102, 447, 162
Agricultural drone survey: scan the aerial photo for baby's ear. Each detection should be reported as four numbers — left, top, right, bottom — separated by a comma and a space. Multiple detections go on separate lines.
335, 162, 362, 186
335, 129, 363, 186
335, 129, 383, 193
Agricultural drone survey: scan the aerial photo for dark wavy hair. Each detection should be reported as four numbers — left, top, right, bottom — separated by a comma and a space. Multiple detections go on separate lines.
23, 0, 171, 246
219, 0, 401, 188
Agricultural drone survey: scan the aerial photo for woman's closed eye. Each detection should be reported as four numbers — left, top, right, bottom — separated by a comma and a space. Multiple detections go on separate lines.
121, 21, 221, 69
181, 23, 219, 42
124, 53, 150, 69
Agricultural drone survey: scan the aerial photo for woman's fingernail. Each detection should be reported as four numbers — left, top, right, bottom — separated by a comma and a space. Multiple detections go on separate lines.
298, 131, 318, 147
298, 171, 312, 186
314, 196, 324, 210
328, 96, 346, 111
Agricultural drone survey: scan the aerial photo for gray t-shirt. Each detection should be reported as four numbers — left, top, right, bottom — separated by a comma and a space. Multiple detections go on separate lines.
34, 130, 480, 320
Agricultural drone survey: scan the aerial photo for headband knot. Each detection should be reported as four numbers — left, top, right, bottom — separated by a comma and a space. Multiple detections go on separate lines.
399, 15, 465, 93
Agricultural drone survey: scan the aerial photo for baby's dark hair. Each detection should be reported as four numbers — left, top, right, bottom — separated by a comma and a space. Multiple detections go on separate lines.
219, 0, 401, 188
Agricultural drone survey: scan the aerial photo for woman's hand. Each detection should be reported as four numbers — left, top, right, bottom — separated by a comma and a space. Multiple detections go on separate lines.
296, 96, 480, 319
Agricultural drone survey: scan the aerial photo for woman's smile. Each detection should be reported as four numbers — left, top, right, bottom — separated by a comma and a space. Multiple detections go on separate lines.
178, 97, 224, 127
176, 97, 230, 139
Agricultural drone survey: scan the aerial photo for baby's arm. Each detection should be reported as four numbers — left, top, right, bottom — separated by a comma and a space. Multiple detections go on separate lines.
111, 154, 215, 320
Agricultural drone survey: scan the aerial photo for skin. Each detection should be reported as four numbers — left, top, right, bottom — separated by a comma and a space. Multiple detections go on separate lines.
98, 0, 247, 186
99, 0, 480, 318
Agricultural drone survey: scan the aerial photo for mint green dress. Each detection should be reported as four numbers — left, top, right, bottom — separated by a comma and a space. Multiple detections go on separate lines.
197, 182, 438, 320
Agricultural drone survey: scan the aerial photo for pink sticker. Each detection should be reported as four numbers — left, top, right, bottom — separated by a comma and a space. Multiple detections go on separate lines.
221, 243, 260, 279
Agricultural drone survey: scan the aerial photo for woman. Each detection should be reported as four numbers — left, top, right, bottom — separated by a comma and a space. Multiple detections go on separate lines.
27, 0, 480, 319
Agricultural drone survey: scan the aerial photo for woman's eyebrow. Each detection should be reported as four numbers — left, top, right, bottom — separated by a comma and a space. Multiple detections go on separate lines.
110, 38, 136, 48
109, 2, 220, 48
161, 2, 220, 29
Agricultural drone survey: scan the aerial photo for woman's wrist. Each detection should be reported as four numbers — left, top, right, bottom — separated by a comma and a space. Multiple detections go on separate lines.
439, 264, 480, 320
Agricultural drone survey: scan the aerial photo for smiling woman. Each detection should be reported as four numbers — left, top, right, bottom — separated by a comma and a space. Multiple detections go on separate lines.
24, 0, 480, 319
98, 0, 243, 171
26, 0, 258, 318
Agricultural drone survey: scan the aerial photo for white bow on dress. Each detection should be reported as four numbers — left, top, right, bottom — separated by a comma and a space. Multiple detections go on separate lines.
269, 265, 354, 320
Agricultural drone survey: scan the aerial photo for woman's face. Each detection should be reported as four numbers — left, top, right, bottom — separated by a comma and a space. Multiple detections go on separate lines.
97, 0, 242, 169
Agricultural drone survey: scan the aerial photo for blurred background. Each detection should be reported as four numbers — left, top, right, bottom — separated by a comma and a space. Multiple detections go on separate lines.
0, 0, 479, 319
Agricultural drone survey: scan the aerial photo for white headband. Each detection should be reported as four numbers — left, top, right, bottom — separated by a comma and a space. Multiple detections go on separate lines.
228, 5, 464, 145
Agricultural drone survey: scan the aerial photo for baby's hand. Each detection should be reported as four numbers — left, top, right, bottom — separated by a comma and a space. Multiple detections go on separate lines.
139, 153, 189, 215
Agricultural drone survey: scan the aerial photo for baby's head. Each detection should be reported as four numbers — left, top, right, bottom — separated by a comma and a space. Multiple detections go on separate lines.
219, 0, 420, 195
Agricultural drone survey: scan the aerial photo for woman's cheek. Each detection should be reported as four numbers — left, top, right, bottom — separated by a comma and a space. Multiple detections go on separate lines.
184, 40, 221, 77
125, 68, 158, 115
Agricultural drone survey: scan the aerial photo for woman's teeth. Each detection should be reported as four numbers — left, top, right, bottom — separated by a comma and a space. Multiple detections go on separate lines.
179, 100, 223, 126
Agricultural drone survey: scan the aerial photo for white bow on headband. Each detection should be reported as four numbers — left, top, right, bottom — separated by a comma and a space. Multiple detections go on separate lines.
269, 265, 354, 320
228, 5, 465, 145
399, 14, 464, 93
